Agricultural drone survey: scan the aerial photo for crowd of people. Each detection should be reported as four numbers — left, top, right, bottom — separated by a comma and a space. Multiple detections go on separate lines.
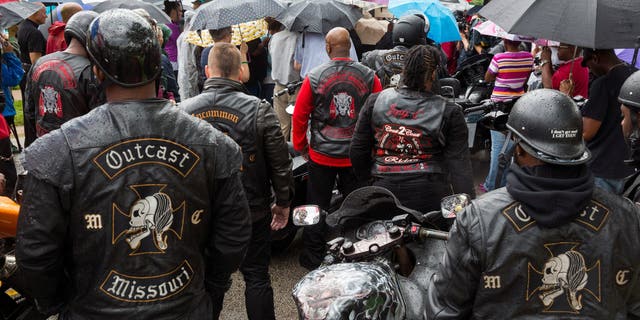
0, 0, 640, 319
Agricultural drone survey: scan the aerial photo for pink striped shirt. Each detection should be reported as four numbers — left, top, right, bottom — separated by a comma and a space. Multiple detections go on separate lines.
488, 51, 534, 101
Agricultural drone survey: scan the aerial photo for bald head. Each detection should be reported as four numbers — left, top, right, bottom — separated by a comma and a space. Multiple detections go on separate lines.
325, 27, 351, 58
29, 3, 47, 25
60, 3, 82, 23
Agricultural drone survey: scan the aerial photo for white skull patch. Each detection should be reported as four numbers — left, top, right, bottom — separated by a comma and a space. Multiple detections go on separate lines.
333, 92, 353, 117
126, 193, 174, 251
39, 85, 62, 117
538, 250, 588, 311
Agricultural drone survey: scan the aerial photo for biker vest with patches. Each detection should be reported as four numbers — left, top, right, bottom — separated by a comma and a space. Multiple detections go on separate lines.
371, 88, 446, 175
21, 100, 246, 319
308, 59, 375, 158
427, 187, 640, 319
181, 78, 271, 219
363, 46, 408, 89
26, 51, 97, 137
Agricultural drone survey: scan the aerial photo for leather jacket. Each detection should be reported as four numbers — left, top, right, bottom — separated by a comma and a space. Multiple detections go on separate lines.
426, 187, 640, 319
307, 59, 376, 158
180, 77, 293, 221
370, 88, 447, 175
16, 99, 252, 319
361, 45, 408, 89
24, 51, 102, 138
351, 88, 475, 198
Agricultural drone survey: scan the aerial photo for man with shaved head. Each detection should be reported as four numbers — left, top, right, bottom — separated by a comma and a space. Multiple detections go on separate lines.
181, 43, 293, 320
46, 3, 83, 54
292, 27, 382, 270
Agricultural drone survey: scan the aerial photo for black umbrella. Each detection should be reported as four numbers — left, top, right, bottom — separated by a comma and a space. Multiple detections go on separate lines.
189, 0, 285, 31
0, 1, 43, 29
92, 0, 171, 24
277, 0, 363, 34
479, 0, 640, 49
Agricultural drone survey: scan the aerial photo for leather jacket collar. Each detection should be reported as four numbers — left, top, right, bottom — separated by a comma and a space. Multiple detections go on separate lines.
396, 86, 436, 99
203, 77, 248, 94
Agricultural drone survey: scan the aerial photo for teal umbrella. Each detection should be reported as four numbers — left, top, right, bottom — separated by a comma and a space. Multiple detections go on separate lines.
424, 0, 461, 43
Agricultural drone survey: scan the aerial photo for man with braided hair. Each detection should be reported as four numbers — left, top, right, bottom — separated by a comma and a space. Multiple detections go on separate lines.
351, 45, 474, 229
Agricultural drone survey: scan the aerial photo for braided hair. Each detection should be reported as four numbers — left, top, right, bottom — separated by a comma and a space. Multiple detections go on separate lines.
402, 45, 440, 92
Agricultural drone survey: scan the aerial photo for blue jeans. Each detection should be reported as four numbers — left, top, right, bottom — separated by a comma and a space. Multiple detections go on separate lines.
484, 130, 514, 191
594, 177, 625, 195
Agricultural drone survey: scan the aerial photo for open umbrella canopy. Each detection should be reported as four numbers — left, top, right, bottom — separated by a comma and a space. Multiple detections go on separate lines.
0, 1, 43, 29
355, 17, 388, 45
479, 0, 640, 49
473, 20, 535, 42
388, 0, 429, 17
185, 19, 268, 47
92, 0, 171, 24
424, 0, 461, 43
277, 0, 362, 34
189, 0, 285, 31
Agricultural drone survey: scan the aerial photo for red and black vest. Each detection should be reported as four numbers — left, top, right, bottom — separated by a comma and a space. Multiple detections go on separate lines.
307, 59, 376, 158
371, 88, 447, 175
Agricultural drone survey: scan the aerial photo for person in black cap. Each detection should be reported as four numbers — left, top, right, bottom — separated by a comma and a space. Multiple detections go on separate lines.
426, 89, 640, 319
619, 71, 640, 202
16, 9, 251, 319
362, 14, 431, 88
580, 48, 636, 194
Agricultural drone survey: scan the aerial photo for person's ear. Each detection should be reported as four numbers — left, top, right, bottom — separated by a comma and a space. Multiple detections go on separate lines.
326, 43, 331, 55
205, 65, 210, 78
93, 65, 105, 83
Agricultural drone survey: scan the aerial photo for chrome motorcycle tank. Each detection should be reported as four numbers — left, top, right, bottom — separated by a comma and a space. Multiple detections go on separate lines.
292, 262, 404, 320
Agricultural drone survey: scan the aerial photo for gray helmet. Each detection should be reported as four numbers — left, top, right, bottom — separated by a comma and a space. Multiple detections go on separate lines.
86, 9, 161, 88
619, 70, 640, 111
64, 11, 99, 48
506, 89, 590, 165
392, 14, 429, 47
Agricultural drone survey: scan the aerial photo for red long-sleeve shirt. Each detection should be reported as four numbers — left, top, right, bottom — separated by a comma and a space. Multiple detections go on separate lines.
292, 58, 382, 167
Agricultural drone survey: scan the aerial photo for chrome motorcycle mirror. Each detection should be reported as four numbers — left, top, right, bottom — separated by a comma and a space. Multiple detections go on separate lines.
441, 193, 470, 219
292, 205, 322, 226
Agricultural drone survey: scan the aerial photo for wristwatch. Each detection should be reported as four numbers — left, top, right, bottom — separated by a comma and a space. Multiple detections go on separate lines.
540, 60, 551, 67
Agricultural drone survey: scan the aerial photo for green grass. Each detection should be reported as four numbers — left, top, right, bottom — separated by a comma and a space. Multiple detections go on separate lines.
14, 100, 23, 126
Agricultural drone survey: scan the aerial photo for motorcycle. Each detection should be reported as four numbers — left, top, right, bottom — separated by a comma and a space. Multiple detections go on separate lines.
438, 54, 494, 153
0, 173, 51, 320
290, 186, 469, 320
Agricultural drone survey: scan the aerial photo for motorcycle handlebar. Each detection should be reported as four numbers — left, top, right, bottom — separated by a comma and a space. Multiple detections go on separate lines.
418, 228, 449, 241
273, 81, 303, 98
463, 98, 516, 114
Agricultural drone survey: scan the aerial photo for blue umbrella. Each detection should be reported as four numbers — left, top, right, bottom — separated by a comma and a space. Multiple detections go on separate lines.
388, 0, 429, 17
387, 0, 461, 44
424, 0, 460, 43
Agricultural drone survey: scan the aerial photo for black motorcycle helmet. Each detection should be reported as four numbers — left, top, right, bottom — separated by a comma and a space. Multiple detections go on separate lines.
392, 14, 429, 47
506, 89, 590, 165
64, 11, 98, 48
86, 9, 161, 88
619, 70, 640, 111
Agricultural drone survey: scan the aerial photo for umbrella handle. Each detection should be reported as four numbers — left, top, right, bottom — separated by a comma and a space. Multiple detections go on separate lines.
568, 46, 578, 81
632, 36, 640, 67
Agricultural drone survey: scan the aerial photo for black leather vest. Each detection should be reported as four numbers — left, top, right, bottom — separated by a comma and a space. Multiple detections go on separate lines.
367, 46, 408, 89
23, 99, 244, 318
371, 88, 446, 175
28, 51, 95, 136
181, 78, 271, 216
307, 59, 375, 158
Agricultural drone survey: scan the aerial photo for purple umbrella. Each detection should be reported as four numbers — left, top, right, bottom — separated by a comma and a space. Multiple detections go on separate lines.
616, 49, 640, 68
